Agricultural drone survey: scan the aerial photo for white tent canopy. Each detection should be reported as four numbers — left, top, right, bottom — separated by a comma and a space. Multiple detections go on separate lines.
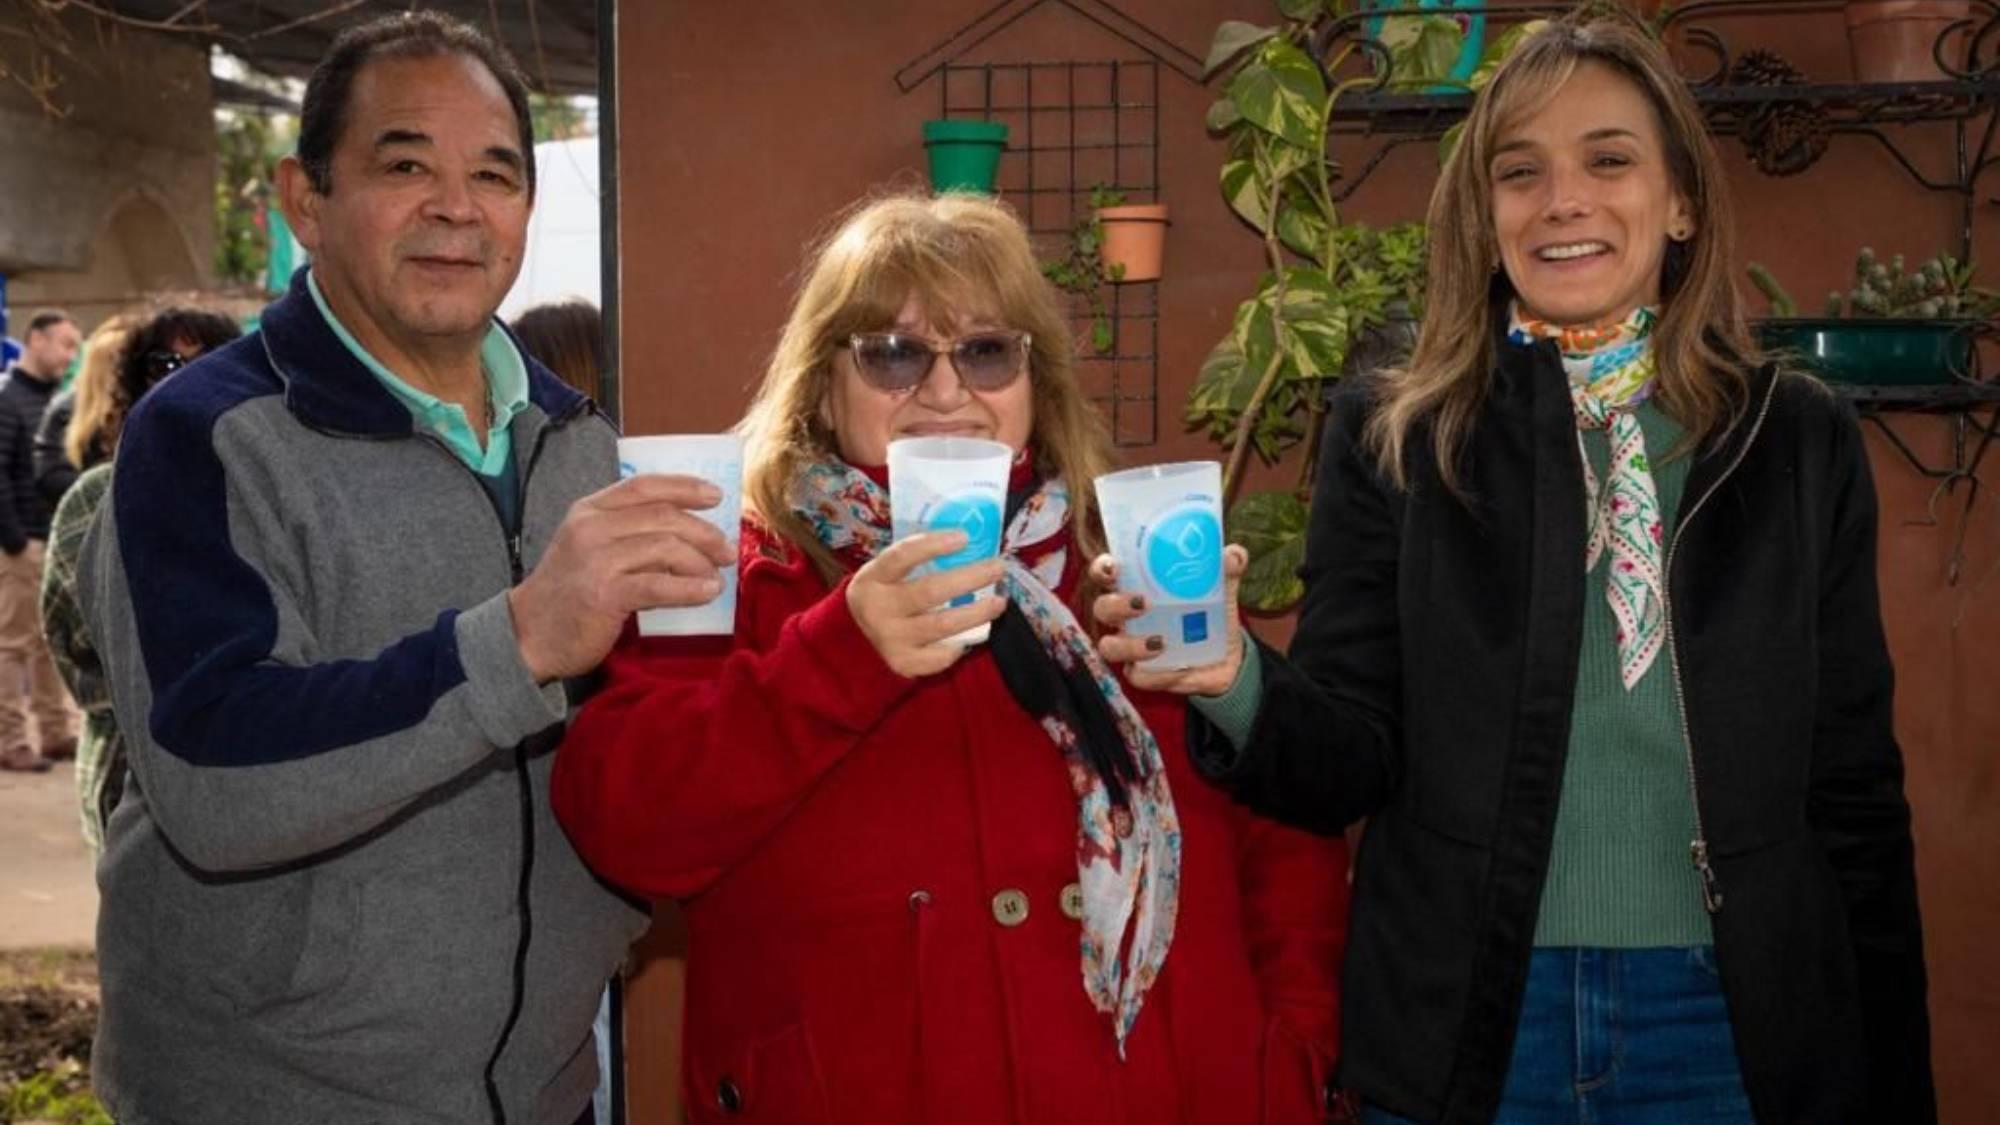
501, 137, 602, 321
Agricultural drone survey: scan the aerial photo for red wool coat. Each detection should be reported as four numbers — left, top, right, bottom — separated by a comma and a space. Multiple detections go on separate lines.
554, 522, 1351, 1125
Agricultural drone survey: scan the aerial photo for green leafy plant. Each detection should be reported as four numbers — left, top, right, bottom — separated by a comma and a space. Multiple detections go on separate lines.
1196, 3, 1555, 610
2, 1068, 113, 1125
1041, 185, 1129, 355
1194, 2, 1479, 610
212, 110, 293, 286
1750, 250, 2000, 319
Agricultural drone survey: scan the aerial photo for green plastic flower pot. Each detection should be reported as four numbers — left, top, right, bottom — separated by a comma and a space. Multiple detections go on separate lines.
923, 119, 1009, 194
1754, 318, 1978, 386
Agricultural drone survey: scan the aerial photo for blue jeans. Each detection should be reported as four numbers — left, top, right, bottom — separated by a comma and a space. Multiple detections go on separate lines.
1363, 947, 1755, 1125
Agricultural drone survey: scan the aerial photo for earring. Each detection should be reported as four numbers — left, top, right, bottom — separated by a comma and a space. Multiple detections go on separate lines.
1670, 226, 1693, 242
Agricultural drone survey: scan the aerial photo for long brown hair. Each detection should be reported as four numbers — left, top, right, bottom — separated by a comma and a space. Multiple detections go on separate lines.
739, 190, 1114, 588
1367, 12, 1759, 491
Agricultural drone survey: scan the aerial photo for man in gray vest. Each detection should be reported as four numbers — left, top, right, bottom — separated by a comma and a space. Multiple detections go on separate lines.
80, 13, 724, 1123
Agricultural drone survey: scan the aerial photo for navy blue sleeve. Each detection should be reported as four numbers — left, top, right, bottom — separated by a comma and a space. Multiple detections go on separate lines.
83, 371, 564, 872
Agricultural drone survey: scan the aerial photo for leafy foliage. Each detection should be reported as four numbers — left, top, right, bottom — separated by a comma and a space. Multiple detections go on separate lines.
1195, 2, 1543, 610
212, 110, 293, 286
1041, 186, 1129, 355
1193, 2, 1460, 609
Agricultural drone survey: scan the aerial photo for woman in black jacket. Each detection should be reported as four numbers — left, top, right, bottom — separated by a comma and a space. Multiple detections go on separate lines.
1095, 14, 1930, 1125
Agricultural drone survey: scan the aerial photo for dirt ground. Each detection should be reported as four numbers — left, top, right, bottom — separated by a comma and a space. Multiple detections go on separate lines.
1, 761, 103, 1122
0, 948, 99, 1117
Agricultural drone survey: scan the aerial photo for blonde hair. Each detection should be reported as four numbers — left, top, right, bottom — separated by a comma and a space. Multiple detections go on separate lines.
739, 190, 1114, 590
1368, 12, 1759, 491
65, 313, 141, 470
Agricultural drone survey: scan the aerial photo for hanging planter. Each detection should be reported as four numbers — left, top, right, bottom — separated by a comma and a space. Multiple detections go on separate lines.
923, 119, 1009, 194
1096, 203, 1170, 282
1844, 0, 1973, 83
1361, 0, 1487, 92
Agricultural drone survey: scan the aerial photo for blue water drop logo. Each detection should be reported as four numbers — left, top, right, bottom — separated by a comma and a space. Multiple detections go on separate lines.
925, 491, 1002, 570
618, 461, 638, 479
1142, 506, 1222, 601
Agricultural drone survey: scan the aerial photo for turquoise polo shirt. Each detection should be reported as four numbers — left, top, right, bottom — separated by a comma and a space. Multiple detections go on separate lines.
306, 270, 530, 476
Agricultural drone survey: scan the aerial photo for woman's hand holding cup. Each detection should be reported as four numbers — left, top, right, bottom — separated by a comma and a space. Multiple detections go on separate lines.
1091, 545, 1250, 696
848, 531, 1008, 679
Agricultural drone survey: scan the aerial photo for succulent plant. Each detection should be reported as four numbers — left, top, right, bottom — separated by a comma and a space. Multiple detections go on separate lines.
1747, 249, 2000, 320
1829, 248, 1998, 319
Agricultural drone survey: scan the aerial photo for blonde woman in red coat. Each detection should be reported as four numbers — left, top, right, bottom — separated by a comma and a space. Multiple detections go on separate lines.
553, 191, 1350, 1124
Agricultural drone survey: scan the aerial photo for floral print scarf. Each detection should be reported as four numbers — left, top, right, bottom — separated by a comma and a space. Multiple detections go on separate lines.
1510, 304, 1667, 689
789, 457, 1182, 1055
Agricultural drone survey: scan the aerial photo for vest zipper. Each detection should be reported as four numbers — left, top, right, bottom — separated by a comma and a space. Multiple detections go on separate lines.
262, 320, 587, 1121
1660, 373, 1780, 915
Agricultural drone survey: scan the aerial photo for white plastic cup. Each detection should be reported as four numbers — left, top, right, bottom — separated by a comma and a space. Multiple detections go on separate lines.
1094, 461, 1229, 670
616, 434, 744, 637
887, 436, 1012, 646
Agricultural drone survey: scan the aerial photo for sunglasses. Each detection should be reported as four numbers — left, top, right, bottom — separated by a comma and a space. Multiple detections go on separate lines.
144, 351, 189, 381
842, 330, 1030, 394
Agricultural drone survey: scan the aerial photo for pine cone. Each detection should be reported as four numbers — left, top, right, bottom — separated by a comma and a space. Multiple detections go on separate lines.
1745, 105, 1830, 175
1730, 49, 1829, 176
1731, 48, 1807, 87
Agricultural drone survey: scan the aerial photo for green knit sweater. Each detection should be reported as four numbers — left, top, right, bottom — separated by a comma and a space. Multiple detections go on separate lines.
1190, 401, 1716, 946
1533, 399, 1712, 947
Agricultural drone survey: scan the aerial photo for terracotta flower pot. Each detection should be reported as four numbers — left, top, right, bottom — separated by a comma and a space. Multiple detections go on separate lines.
1097, 204, 1170, 283
1845, 0, 1972, 83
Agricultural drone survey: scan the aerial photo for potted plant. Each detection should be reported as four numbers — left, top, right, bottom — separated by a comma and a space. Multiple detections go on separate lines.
1362, 0, 1487, 92
1844, 0, 1974, 82
1194, 2, 1540, 610
1748, 248, 1998, 385
1042, 186, 1131, 355
1098, 198, 1171, 282
923, 119, 1010, 194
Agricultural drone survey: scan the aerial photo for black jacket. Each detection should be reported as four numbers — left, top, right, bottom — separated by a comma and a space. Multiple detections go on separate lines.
0, 365, 62, 551
33, 389, 101, 509
1196, 333, 1932, 1125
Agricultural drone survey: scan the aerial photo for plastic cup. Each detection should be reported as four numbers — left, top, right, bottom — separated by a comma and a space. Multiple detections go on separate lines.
616, 434, 743, 637
887, 436, 1012, 646
1094, 461, 1229, 670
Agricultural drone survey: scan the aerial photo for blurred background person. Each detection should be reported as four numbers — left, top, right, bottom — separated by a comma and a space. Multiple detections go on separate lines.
34, 312, 140, 508
512, 299, 604, 403
41, 306, 241, 853
0, 310, 82, 773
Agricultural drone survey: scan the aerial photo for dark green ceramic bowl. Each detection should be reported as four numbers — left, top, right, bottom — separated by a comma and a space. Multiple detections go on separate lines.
1754, 318, 1978, 386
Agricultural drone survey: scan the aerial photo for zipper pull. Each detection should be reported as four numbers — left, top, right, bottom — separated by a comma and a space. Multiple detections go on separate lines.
507, 533, 525, 583
1691, 839, 1725, 914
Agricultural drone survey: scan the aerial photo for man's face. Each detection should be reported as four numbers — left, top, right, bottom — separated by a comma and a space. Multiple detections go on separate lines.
283, 52, 530, 353
22, 320, 81, 379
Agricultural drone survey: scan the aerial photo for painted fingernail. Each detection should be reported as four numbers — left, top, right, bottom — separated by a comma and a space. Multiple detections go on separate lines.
1128, 595, 1146, 612
1144, 635, 1164, 653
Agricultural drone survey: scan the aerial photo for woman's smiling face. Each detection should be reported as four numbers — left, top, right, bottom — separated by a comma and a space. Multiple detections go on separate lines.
1490, 61, 1693, 326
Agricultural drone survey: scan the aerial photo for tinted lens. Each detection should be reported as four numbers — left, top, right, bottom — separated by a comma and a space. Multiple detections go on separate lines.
952, 333, 1027, 390
851, 334, 932, 392
145, 351, 186, 381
